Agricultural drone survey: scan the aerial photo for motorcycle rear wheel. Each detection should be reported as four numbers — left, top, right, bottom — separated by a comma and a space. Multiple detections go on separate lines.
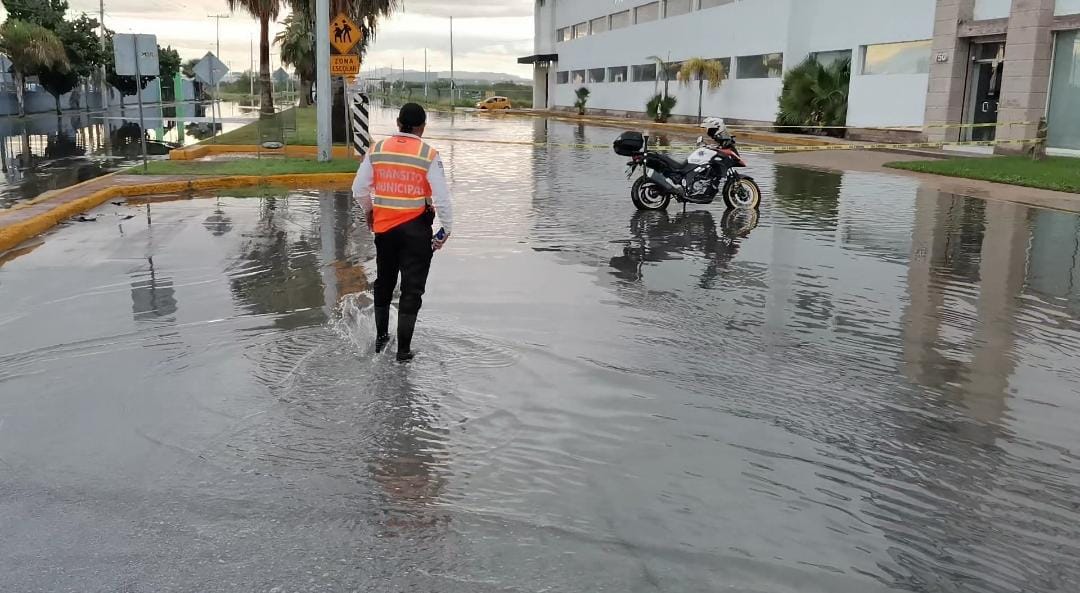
722, 178, 762, 210
632, 177, 672, 211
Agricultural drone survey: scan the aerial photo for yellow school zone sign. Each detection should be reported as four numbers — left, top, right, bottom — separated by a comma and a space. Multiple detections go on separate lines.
331, 54, 360, 76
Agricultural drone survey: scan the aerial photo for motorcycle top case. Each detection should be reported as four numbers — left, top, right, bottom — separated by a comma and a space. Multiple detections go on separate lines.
613, 131, 645, 156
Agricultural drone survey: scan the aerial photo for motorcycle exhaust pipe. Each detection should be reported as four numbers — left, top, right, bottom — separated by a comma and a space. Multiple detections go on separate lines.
647, 169, 683, 196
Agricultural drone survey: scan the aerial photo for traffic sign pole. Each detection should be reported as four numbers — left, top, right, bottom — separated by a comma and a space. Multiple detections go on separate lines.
316, 0, 331, 162
132, 35, 149, 172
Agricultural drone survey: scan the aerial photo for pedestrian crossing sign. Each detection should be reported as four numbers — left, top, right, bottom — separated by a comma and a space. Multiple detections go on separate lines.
330, 13, 361, 54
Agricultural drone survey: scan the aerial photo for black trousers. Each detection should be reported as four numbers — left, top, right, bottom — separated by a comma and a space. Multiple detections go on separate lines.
373, 212, 434, 316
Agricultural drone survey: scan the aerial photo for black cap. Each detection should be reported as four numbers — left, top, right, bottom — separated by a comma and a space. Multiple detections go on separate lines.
398, 103, 426, 131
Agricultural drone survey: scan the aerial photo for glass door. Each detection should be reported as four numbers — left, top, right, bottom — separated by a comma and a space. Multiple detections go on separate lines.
1048, 31, 1080, 152
965, 42, 1005, 142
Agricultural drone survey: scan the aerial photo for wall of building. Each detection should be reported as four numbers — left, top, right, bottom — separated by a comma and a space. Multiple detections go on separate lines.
547, 0, 934, 126
975, 0, 1012, 20
1057, 0, 1080, 15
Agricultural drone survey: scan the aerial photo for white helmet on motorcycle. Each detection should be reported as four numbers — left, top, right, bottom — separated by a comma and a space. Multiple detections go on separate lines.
700, 117, 727, 141
700, 117, 726, 131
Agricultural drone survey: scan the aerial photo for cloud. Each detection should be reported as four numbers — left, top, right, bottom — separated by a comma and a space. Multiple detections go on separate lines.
2, 0, 535, 77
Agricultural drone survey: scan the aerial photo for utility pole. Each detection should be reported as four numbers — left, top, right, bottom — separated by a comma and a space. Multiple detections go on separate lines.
449, 16, 455, 109
250, 35, 254, 103
316, 0, 331, 161
424, 48, 428, 98
402, 56, 406, 93
99, 0, 109, 110
208, 14, 229, 120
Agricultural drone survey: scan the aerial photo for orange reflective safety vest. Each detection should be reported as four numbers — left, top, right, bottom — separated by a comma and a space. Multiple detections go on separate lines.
369, 135, 437, 234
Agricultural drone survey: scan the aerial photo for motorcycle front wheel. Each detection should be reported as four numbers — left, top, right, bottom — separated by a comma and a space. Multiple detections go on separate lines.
722, 177, 762, 210
632, 177, 672, 211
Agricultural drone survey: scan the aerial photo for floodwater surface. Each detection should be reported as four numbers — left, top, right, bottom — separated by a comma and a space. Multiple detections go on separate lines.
0, 101, 262, 209
1, 109, 1079, 593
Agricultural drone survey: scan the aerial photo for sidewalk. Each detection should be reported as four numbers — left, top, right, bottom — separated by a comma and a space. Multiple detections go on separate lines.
773, 149, 1080, 213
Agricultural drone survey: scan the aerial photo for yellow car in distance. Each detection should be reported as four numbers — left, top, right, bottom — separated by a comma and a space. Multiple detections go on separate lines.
476, 96, 512, 110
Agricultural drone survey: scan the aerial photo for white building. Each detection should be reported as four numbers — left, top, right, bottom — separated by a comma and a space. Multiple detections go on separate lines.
519, 0, 1080, 154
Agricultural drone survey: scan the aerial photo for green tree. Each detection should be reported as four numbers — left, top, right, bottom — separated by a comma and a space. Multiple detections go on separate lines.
0, 20, 69, 117
574, 86, 590, 115
776, 57, 850, 137
286, 0, 401, 106
226, 0, 283, 115
275, 11, 315, 106
182, 58, 200, 78
1, 0, 67, 29
156, 45, 182, 101
678, 58, 726, 123
646, 93, 677, 123
38, 14, 105, 114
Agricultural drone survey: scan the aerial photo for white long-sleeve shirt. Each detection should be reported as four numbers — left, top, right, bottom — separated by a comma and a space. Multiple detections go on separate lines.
352, 132, 454, 233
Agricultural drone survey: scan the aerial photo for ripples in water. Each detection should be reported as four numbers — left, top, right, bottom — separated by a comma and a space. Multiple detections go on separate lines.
2, 108, 1080, 592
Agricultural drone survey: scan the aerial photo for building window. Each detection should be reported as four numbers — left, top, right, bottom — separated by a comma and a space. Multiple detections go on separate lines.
588, 68, 606, 83
666, 61, 683, 80
608, 66, 628, 82
556, 71, 569, 84
666, 0, 692, 17
862, 40, 932, 75
572, 22, 589, 39
1047, 30, 1080, 150
556, 27, 570, 42
736, 53, 784, 79
713, 57, 732, 80
809, 49, 852, 68
635, 2, 660, 24
572, 70, 586, 84
632, 63, 657, 82
590, 16, 608, 35
699, 0, 734, 8
610, 10, 631, 30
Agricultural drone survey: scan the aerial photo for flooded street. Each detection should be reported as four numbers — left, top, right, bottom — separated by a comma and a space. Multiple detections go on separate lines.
0, 101, 259, 210
2, 109, 1080, 592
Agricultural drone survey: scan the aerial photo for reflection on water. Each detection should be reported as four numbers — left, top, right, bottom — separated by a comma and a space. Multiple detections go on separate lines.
2, 110, 1080, 592
0, 101, 257, 209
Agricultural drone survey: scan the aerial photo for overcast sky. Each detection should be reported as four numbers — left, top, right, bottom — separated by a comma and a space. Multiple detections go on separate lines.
1, 0, 535, 78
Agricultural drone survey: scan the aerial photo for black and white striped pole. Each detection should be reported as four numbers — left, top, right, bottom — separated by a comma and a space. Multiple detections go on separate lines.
350, 90, 371, 158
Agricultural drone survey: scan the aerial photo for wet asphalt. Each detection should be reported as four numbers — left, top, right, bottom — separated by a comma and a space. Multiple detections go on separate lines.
1, 107, 1079, 593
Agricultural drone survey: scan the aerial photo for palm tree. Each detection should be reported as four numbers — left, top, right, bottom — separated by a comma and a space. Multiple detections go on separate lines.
227, 0, 283, 115
776, 57, 851, 137
286, 0, 399, 110
275, 12, 315, 106
677, 58, 726, 123
646, 54, 672, 99
0, 20, 69, 118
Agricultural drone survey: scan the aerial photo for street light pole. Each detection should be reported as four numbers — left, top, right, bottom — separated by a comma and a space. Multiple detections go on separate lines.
449, 16, 455, 109
208, 14, 229, 120
99, 0, 109, 110
316, 0, 331, 161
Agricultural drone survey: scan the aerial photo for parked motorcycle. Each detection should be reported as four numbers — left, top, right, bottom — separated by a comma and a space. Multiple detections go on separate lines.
614, 118, 762, 211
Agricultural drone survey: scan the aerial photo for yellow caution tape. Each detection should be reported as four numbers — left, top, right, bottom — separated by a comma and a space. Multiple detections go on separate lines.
371, 127, 1042, 154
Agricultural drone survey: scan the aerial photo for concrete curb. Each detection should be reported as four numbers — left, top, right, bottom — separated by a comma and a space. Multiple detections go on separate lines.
170, 144, 356, 160
0, 173, 354, 254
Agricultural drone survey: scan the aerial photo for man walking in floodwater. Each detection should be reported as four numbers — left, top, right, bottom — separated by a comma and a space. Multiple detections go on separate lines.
353, 103, 453, 362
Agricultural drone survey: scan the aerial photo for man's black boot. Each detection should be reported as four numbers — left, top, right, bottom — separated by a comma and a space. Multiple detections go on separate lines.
396, 314, 418, 362
374, 306, 391, 353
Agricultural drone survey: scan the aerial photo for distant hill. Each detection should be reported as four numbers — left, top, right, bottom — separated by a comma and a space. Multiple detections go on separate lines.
362, 68, 529, 85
